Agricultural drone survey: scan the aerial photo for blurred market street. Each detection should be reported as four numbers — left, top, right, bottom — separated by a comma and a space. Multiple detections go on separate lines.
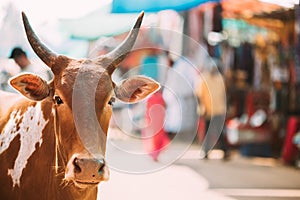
1, 0, 300, 200
98, 130, 300, 200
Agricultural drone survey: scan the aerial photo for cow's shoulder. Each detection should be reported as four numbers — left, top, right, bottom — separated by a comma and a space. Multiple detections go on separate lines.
0, 91, 32, 126
0, 91, 20, 117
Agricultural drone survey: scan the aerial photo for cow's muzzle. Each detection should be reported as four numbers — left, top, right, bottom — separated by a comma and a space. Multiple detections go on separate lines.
65, 155, 110, 188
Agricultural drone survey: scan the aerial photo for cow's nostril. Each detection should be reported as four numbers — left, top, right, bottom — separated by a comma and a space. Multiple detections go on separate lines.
98, 159, 105, 175
98, 165, 105, 175
73, 158, 82, 173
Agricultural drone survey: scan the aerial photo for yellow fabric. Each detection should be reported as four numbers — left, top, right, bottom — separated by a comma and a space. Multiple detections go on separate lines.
195, 72, 226, 118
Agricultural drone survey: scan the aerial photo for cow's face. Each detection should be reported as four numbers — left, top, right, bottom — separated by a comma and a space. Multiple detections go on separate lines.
9, 12, 159, 189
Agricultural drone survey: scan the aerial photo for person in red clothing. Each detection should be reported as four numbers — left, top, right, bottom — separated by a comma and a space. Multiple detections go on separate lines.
142, 91, 170, 161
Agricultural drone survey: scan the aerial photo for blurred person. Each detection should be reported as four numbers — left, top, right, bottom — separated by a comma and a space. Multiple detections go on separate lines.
163, 56, 198, 140
141, 52, 170, 161
9, 47, 53, 81
0, 70, 13, 92
195, 58, 229, 160
142, 90, 170, 161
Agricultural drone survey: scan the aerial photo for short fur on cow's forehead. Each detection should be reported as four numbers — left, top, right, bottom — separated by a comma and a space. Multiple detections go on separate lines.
59, 60, 109, 86
55, 59, 114, 108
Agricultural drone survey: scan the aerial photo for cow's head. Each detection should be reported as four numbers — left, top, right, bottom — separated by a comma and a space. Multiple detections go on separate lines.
9, 12, 159, 189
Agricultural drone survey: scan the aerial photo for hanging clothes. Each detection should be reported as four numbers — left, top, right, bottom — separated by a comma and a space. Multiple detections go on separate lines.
253, 50, 262, 90
203, 5, 213, 40
188, 8, 203, 43
212, 2, 223, 32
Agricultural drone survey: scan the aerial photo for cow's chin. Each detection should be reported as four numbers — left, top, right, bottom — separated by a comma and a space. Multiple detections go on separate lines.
73, 180, 100, 189
66, 174, 110, 189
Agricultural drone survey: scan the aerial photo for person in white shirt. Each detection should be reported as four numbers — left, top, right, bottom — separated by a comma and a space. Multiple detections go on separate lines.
9, 47, 53, 81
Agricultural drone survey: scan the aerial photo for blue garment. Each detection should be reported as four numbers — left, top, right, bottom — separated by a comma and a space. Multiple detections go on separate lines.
140, 56, 159, 81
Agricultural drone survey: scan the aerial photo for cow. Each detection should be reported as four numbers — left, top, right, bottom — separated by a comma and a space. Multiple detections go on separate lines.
0, 11, 160, 200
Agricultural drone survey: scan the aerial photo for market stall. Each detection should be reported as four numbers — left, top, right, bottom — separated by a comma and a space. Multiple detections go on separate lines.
186, 0, 299, 159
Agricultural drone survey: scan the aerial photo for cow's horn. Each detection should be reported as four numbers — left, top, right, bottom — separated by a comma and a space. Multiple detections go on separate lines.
101, 11, 144, 75
22, 12, 71, 74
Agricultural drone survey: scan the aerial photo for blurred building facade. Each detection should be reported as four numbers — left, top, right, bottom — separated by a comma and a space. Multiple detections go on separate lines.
185, 0, 300, 163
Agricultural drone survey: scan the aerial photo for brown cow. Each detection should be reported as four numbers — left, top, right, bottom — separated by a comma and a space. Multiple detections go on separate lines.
0, 11, 159, 200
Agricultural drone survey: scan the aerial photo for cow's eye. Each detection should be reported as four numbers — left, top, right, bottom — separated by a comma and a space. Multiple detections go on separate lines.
108, 97, 115, 106
54, 95, 64, 105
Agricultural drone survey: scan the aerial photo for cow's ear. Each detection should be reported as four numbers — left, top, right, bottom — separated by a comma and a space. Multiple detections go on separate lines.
115, 76, 160, 103
10, 73, 50, 101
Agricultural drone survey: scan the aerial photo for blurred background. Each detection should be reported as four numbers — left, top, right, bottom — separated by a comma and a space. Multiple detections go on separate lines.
1, 0, 300, 199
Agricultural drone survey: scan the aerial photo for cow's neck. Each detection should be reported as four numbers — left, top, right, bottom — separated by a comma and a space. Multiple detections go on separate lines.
0, 101, 50, 184
0, 100, 56, 198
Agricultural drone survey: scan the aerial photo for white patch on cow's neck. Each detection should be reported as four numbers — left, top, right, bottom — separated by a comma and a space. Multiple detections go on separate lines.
0, 102, 48, 187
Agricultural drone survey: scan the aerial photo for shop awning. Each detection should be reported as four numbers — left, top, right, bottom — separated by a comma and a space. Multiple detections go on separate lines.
221, 0, 288, 19
112, 0, 220, 13
220, 0, 296, 46
59, 4, 143, 40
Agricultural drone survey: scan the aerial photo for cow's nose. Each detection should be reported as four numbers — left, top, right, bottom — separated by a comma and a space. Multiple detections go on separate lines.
73, 157, 106, 180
